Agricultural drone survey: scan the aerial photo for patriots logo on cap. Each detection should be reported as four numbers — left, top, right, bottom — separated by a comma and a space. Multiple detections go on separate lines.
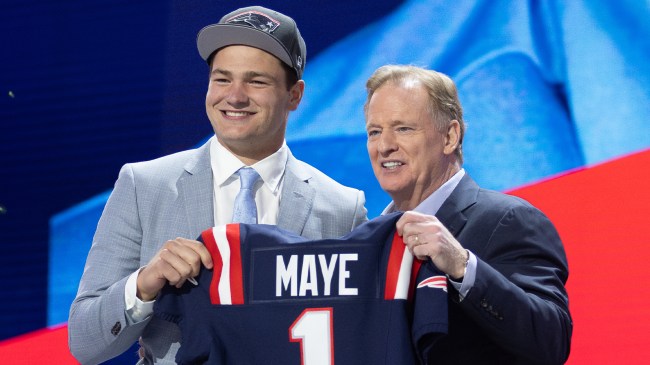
226, 11, 280, 34
417, 275, 447, 292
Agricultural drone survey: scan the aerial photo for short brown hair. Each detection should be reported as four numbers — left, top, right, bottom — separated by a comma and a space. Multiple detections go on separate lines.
364, 65, 466, 162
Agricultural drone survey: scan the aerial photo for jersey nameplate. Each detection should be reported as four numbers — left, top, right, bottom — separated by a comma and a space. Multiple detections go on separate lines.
251, 243, 380, 303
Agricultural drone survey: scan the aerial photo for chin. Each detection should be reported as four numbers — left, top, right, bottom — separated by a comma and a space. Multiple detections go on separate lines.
379, 183, 404, 197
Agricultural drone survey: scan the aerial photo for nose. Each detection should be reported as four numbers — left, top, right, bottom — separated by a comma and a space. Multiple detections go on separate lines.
377, 131, 398, 156
226, 82, 249, 107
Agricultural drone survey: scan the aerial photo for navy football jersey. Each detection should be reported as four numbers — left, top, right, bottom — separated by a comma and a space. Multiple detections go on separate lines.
154, 212, 448, 364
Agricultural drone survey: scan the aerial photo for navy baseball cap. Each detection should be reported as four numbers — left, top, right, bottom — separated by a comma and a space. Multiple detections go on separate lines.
197, 6, 307, 79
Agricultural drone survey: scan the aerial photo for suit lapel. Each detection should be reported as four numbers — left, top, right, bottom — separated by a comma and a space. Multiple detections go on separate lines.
436, 174, 479, 237
277, 155, 315, 235
179, 141, 214, 237
177, 145, 316, 236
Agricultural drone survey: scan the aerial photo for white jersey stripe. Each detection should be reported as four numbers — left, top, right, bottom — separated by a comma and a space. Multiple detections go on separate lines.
394, 250, 414, 299
212, 226, 232, 305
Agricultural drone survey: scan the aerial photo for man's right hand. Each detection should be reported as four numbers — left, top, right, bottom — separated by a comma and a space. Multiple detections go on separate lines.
136, 238, 213, 301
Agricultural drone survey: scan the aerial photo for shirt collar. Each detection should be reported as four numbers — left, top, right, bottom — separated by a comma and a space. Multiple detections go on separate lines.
382, 169, 466, 215
210, 137, 288, 193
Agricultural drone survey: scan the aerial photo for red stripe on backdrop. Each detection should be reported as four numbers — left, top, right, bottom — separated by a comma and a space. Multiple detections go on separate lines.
508, 148, 650, 364
0, 325, 78, 364
2, 149, 648, 363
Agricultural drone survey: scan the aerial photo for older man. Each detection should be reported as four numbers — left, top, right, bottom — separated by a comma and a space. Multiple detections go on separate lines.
364, 65, 572, 364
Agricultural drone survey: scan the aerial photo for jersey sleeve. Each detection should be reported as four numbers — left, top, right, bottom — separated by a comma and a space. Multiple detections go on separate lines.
411, 261, 449, 359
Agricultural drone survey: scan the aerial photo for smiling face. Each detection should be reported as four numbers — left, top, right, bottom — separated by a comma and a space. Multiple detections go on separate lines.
366, 80, 460, 210
206, 45, 304, 164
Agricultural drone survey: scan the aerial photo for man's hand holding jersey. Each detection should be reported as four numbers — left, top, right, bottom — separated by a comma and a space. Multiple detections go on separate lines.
137, 238, 213, 301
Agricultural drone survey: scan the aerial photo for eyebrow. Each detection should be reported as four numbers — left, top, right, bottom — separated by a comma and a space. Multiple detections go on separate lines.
366, 119, 408, 128
211, 68, 276, 81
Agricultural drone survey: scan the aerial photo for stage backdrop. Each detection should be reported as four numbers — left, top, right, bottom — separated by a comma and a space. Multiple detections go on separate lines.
1, 1, 649, 364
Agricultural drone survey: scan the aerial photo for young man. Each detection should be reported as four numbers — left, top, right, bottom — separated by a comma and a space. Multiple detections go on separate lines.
69, 6, 367, 364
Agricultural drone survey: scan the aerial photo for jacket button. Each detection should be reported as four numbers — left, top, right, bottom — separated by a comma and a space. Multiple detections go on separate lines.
111, 321, 122, 336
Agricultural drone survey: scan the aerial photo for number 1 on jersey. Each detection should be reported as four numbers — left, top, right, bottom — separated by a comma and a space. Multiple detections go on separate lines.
289, 308, 334, 365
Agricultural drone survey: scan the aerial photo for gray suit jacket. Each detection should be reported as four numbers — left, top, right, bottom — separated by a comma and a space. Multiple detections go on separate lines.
68, 139, 367, 364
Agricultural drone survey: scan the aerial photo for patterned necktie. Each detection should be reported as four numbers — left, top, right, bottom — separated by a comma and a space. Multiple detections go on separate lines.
231, 167, 261, 224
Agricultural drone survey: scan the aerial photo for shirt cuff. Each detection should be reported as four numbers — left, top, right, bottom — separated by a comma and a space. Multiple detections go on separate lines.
125, 268, 155, 323
448, 250, 477, 301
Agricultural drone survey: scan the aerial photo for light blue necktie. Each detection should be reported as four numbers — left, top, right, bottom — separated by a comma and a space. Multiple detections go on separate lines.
232, 167, 261, 224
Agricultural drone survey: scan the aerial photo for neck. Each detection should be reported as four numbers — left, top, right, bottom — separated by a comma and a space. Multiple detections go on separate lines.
392, 164, 460, 211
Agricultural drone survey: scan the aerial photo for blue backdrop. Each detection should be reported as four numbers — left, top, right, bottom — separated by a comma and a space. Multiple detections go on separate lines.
1, 1, 649, 363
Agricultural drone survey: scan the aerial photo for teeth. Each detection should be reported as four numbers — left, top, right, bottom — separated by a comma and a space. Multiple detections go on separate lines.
382, 161, 402, 169
225, 111, 249, 117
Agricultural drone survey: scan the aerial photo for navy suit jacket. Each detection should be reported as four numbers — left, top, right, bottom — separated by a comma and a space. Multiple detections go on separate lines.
424, 174, 572, 364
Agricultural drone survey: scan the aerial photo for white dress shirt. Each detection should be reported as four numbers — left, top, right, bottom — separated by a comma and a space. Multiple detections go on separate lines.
210, 137, 286, 226
125, 137, 289, 321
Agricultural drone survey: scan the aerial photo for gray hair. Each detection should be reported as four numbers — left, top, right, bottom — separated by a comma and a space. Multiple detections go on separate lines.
364, 65, 466, 162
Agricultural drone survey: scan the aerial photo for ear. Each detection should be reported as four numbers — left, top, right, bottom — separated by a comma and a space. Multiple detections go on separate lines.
287, 80, 305, 111
443, 119, 461, 156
